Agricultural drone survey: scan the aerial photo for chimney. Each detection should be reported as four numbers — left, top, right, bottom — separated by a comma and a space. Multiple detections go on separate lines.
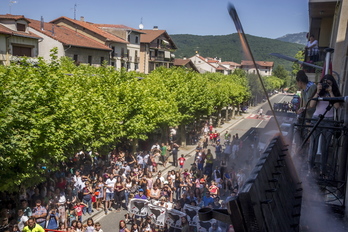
80, 16, 84, 22
183, 56, 187, 60
153, 26, 158, 30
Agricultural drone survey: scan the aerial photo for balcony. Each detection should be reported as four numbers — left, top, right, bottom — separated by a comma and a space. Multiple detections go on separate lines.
135, 57, 140, 63
128, 56, 133, 62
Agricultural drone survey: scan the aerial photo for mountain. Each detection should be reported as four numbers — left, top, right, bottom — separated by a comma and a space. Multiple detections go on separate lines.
276, 32, 308, 45
170, 33, 305, 71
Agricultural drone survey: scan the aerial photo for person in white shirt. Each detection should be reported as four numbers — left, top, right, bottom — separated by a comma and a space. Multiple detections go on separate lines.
137, 152, 144, 169
104, 173, 116, 213
305, 34, 319, 62
17, 209, 29, 231
151, 142, 160, 151
73, 170, 84, 192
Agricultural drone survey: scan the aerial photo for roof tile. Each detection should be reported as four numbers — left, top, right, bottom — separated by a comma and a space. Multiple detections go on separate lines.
28, 18, 111, 51
50, 16, 128, 44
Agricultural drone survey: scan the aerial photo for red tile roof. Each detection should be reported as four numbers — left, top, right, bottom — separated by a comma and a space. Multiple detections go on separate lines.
140, 29, 166, 43
174, 59, 191, 66
92, 23, 145, 34
0, 14, 30, 22
28, 18, 111, 51
216, 65, 228, 70
173, 58, 199, 72
241, 60, 274, 67
0, 24, 41, 39
140, 29, 177, 49
50, 16, 128, 44
220, 61, 241, 66
207, 60, 219, 63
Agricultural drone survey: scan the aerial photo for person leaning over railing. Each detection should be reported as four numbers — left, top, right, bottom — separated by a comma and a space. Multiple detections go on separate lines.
308, 74, 341, 175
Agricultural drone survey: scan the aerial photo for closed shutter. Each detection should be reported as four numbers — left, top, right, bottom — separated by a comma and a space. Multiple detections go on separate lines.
12, 46, 32, 57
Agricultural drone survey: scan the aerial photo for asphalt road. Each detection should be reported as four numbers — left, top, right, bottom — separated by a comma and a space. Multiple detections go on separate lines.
96, 93, 297, 231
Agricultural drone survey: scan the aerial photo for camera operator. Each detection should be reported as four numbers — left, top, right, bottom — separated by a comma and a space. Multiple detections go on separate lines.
309, 74, 341, 174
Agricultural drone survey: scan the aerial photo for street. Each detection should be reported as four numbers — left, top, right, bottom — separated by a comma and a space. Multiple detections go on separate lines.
95, 93, 296, 231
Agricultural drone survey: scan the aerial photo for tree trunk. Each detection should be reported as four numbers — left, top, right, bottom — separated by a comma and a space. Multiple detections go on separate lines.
161, 125, 169, 143
131, 138, 138, 154
232, 103, 236, 119
225, 105, 229, 121
179, 124, 186, 147
217, 108, 222, 127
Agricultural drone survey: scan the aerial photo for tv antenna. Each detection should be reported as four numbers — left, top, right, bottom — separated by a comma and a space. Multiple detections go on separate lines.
9, 1, 17, 14
139, 17, 144, 30
74, 3, 77, 20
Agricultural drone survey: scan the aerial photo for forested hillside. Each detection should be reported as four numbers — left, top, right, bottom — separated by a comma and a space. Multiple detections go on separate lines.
170, 33, 304, 71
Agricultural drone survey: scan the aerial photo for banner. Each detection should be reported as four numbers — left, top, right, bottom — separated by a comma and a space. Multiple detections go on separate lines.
165, 208, 186, 229
197, 219, 216, 232
183, 204, 200, 226
148, 204, 166, 227
128, 199, 149, 216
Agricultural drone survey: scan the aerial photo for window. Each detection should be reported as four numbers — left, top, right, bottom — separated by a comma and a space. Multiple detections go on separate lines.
16, 23, 25, 32
128, 34, 131, 42
121, 48, 125, 57
88, 56, 92, 65
135, 50, 138, 62
111, 46, 115, 58
111, 61, 115, 67
12, 46, 32, 57
127, 49, 130, 58
73, 54, 78, 62
135, 36, 139, 44
134, 63, 138, 70
100, 57, 104, 65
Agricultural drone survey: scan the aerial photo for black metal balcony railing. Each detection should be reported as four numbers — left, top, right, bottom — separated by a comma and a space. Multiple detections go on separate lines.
294, 117, 347, 207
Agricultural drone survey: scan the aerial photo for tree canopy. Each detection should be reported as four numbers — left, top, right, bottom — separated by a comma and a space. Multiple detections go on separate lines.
0, 51, 252, 192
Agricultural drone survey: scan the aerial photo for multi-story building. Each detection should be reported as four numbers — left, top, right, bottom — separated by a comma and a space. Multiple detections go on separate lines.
0, 14, 41, 65
306, 0, 348, 217
139, 27, 177, 74
240, 60, 274, 76
49, 16, 129, 69
91, 23, 144, 71
189, 54, 218, 73
28, 18, 111, 65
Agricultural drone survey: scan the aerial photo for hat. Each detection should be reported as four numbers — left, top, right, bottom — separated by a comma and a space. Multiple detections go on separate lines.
163, 181, 169, 185
139, 188, 144, 192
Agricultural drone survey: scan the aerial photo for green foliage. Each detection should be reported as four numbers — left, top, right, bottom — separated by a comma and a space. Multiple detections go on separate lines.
0, 54, 251, 192
170, 33, 304, 71
291, 50, 305, 77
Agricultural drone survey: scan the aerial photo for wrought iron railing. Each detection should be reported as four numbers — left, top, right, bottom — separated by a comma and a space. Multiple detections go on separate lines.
294, 117, 347, 207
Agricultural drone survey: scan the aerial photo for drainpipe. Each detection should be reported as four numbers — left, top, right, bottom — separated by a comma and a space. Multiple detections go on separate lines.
5, 34, 13, 66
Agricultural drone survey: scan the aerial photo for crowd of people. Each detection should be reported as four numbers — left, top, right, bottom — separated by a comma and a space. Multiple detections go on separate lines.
0, 121, 251, 232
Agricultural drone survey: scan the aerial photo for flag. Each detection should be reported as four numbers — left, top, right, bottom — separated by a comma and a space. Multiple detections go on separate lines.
128, 199, 149, 216
197, 219, 216, 232
183, 204, 200, 226
148, 204, 166, 226
165, 208, 186, 229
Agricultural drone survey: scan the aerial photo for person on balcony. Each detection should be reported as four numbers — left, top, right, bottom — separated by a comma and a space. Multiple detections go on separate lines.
296, 70, 317, 121
308, 74, 341, 175
305, 34, 319, 62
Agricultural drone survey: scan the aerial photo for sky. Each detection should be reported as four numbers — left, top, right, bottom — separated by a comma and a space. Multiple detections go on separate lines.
1, 0, 309, 39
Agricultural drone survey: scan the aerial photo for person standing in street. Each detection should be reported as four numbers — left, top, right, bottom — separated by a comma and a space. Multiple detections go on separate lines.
104, 173, 116, 214
32, 200, 47, 229
171, 142, 180, 167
